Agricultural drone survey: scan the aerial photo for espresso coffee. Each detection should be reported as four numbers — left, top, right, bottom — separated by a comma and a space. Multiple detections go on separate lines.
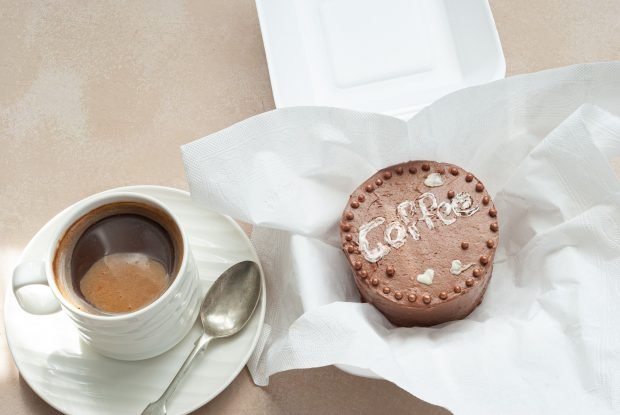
53, 202, 183, 315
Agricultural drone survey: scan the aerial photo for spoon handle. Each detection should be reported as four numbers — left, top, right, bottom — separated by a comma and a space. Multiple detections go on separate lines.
141, 333, 213, 415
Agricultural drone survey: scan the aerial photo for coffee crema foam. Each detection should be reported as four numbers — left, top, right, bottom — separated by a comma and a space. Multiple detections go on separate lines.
80, 253, 169, 313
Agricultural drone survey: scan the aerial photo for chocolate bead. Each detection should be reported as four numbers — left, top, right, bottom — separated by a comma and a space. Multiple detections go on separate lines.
486, 239, 495, 248
365, 184, 374, 193
447, 190, 456, 199
394, 291, 403, 300
407, 294, 417, 302
358, 194, 366, 203
489, 208, 497, 217
480, 255, 489, 265
375, 178, 383, 186
354, 261, 362, 270
450, 167, 459, 176
490, 222, 499, 232
475, 183, 484, 192
465, 174, 474, 182
466, 278, 474, 287
395, 166, 404, 175
473, 268, 482, 278
453, 285, 462, 294
422, 294, 431, 304
383, 287, 391, 294
347, 246, 355, 253
345, 234, 352, 242
359, 270, 368, 279
383, 171, 392, 180
341, 224, 351, 232
482, 196, 490, 205
421, 163, 430, 171
439, 292, 448, 300
386, 265, 395, 277
345, 212, 354, 220
461, 241, 469, 250
351, 200, 360, 209
371, 278, 379, 286
408, 166, 417, 174
437, 167, 446, 175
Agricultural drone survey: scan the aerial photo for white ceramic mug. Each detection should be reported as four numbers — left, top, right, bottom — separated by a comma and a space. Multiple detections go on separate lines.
12, 192, 202, 361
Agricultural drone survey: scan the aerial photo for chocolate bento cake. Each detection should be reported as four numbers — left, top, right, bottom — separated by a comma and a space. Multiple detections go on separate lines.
339, 161, 499, 327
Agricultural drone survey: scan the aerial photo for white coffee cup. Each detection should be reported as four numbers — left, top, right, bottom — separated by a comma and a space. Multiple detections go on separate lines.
12, 192, 202, 361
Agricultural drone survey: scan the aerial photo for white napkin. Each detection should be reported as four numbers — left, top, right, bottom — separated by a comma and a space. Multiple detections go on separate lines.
181, 63, 620, 414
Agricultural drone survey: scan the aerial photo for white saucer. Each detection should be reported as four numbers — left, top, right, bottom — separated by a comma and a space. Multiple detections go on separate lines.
4, 186, 266, 415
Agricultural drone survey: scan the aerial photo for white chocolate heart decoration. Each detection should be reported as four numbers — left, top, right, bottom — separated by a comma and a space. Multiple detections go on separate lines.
416, 269, 435, 285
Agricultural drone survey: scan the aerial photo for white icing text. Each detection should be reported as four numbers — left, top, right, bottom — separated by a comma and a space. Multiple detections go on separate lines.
357, 192, 479, 263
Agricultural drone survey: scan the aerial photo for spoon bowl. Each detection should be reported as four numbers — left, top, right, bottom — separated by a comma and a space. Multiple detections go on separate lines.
201, 261, 262, 337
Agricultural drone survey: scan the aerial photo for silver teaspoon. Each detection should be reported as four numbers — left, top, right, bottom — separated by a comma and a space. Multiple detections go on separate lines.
141, 261, 261, 415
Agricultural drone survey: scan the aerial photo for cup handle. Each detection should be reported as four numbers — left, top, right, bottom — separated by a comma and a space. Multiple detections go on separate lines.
12, 261, 61, 315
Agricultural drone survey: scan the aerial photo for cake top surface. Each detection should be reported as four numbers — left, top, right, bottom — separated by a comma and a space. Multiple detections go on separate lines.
340, 160, 499, 307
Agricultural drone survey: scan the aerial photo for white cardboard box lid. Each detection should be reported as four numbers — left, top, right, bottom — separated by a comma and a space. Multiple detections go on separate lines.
256, 0, 505, 119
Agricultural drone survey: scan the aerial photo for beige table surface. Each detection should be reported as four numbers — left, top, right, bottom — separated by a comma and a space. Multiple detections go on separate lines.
1, 1, 619, 414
